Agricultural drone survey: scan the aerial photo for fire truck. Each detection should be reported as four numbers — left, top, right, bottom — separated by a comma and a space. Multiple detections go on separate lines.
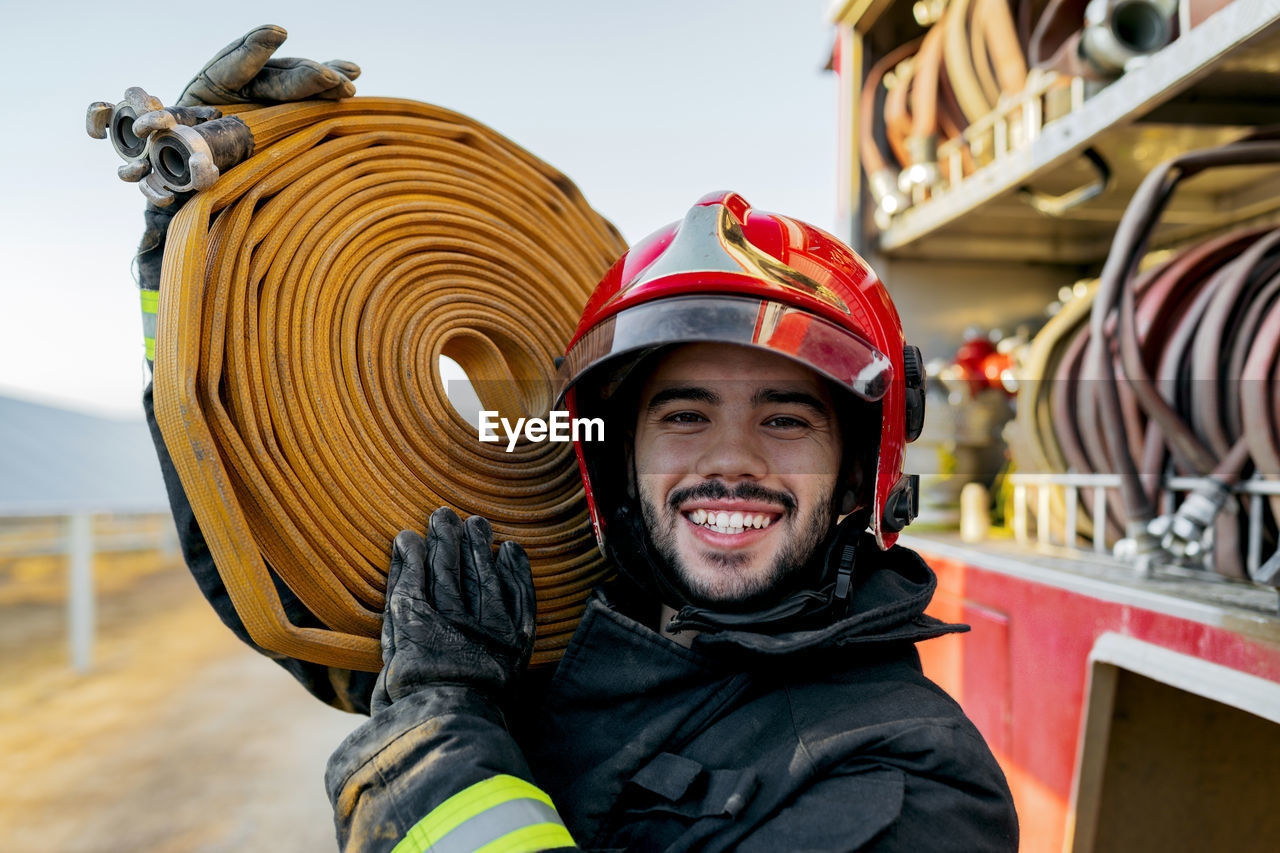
827, 0, 1280, 849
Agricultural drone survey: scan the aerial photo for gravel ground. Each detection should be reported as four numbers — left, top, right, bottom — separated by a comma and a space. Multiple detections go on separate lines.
0, 562, 364, 852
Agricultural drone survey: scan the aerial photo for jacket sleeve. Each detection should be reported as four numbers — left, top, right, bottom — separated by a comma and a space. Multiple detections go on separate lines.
325, 686, 578, 853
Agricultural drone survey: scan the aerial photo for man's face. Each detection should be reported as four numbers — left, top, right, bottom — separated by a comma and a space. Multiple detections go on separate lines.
631, 343, 843, 607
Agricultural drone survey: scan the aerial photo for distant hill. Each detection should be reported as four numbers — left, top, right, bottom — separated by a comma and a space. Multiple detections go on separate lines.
0, 396, 168, 514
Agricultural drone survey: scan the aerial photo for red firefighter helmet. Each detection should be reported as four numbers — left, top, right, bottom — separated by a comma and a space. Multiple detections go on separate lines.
554, 191, 924, 553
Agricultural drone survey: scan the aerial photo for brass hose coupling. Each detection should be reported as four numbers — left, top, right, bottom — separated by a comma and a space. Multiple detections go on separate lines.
898, 134, 941, 193
868, 168, 911, 229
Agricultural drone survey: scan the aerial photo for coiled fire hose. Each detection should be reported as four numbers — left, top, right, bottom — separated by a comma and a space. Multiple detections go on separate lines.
862, 0, 1033, 217
1012, 137, 1280, 584
861, 39, 922, 220
1009, 275, 1105, 543
944, 0, 1029, 125
88, 94, 629, 671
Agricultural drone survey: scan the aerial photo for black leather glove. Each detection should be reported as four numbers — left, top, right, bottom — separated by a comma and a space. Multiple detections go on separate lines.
177, 24, 360, 106
327, 511, 548, 851
372, 508, 536, 714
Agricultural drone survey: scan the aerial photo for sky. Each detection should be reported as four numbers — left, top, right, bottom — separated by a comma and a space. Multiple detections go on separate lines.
0, 0, 839, 418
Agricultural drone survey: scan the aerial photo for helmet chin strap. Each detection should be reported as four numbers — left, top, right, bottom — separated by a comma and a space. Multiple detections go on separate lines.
605, 500, 697, 611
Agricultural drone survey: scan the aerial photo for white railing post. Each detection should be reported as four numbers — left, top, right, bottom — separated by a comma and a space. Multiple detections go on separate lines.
1013, 482, 1028, 544
1065, 485, 1079, 549
162, 519, 180, 560
1038, 485, 1053, 546
1092, 487, 1107, 555
67, 512, 95, 673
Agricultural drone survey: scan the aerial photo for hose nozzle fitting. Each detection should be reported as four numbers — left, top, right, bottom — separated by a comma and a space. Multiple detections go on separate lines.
144, 115, 255, 202
1081, 0, 1178, 75
85, 87, 224, 193
1149, 478, 1230, 561
1114, 522, 1166, 575
898, 135, 941, 192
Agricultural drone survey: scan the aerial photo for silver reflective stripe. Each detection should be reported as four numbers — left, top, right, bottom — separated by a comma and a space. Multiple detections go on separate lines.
140, 289, 158, 361
141, 312, 157, 346
428, 797, 563, 853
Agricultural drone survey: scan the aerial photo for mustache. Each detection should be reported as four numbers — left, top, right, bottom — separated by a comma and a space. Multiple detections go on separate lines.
666, 480, 797, 513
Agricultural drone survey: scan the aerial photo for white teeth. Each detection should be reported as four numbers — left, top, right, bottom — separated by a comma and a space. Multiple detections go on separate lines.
686, 508, 778, 534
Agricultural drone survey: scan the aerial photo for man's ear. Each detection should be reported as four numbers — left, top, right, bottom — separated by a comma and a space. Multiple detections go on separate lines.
838, 454, 867, 515
840, 486, 859, 516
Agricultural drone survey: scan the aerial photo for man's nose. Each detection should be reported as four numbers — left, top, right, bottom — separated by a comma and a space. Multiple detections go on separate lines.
694, 421, 768, 481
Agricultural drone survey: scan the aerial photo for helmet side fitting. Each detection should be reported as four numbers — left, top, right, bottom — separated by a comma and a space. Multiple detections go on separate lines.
554, 191, 925, 556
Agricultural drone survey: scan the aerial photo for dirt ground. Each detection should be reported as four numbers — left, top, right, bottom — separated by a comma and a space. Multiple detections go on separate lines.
0, 557, 363, 852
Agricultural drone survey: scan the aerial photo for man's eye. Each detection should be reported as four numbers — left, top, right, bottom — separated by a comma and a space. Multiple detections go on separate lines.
765, 415, 808, 429
664, 411, 706, 424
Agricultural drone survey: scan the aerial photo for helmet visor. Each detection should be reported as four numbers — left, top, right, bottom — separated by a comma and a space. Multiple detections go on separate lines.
556, 295, 892, 404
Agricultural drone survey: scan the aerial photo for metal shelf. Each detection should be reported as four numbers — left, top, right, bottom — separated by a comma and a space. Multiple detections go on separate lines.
875, 0, 1280, 263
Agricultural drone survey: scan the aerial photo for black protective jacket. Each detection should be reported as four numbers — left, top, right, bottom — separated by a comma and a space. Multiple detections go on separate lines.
326, 543, 1019, 852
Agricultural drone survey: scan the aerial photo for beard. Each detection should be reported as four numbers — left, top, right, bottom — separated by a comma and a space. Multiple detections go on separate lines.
638, 479, 835, 610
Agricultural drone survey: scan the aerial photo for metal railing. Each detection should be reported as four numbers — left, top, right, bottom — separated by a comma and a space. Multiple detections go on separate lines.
0, 509, 175, 672
1008, 472, 1280, 586
932, 72, 1089, 201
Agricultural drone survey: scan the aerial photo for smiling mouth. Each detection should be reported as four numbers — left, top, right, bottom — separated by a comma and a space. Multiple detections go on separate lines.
684, 508, 779, 535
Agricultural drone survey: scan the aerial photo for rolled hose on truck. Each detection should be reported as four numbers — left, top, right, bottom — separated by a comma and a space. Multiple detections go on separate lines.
858, 0, 1226, 223
87, 92, 629, 672
862, 0, 1046, 219
1009, 134, 1280, 586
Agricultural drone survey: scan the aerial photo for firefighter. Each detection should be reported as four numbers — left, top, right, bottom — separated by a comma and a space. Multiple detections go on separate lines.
143, 28, 1017, 851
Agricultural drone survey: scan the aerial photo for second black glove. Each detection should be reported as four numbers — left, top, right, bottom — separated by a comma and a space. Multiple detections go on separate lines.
372, 508, 536, 714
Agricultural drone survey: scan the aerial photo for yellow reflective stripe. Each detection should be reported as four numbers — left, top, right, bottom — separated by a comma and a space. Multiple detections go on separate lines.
145, 336, 156, 361
391, 775, 571, 853
403, 775, 555, 843
473, 822, 575, 853
140, 289, 159, 314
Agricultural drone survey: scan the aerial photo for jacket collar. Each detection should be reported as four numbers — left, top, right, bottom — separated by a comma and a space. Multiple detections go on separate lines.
593, 535, 965, 663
